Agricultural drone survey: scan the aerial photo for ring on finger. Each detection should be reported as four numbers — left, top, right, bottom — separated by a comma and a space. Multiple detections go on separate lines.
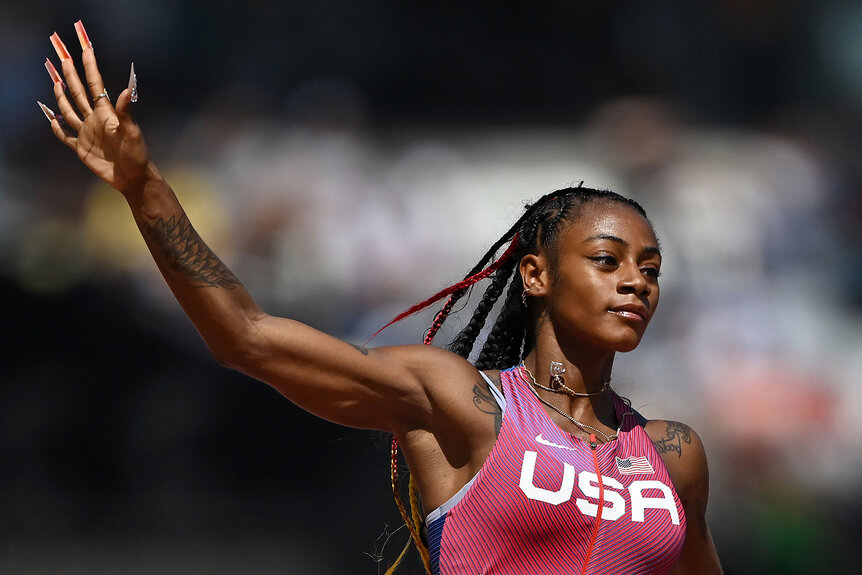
93, 90, 109, 103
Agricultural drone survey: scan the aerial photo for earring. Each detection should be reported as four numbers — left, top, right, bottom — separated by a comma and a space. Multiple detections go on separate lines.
549, 361, 566, 390
522, 288, 530, 307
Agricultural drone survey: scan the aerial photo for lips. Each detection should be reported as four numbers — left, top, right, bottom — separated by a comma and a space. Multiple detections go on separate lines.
609, 303, 648, 321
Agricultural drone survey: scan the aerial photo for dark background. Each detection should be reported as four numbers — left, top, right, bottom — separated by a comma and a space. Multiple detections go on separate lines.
3, 2, 862, 573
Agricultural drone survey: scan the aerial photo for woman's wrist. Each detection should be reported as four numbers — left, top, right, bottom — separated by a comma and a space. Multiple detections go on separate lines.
123, 162, 178, 223
122, 160, 164, 198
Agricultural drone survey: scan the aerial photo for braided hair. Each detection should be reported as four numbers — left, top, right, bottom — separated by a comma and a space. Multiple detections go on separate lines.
380, 185, 650, 574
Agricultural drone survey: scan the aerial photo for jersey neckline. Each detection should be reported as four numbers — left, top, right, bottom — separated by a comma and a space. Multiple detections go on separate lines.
507, 365, 633, 451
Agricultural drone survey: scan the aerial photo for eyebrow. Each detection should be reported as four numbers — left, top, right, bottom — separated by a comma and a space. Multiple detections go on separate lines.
585, 234, 662, 258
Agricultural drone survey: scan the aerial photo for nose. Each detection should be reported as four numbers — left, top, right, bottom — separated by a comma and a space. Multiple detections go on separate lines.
617, 263, 651, 297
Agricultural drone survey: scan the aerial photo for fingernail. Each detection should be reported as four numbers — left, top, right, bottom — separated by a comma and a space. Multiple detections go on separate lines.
74, 20, 93, 51
128, 62, 138, 102
37, 101, 56, 122
50, 32, 71, 62
44, 58, 66, 88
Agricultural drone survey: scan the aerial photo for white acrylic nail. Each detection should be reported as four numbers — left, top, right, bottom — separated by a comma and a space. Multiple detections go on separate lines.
128, 63, 138, 103
37, 100, 56, 122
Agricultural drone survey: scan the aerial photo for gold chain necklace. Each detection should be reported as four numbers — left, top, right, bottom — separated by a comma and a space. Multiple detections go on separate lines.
520, 361, 610, 398
518, 364, 632, 444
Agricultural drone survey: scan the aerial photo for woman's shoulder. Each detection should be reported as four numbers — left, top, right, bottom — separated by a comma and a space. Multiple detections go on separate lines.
620, 404, 704, 465
643, 419, 702, 460
642, 417, 710, 504
479, 368, 504, 391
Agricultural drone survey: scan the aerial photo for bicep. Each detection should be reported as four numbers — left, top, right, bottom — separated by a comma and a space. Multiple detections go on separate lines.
225, 313, 467, 432
669, 497, 722, 575
669, 462, 722, 575
649, 421, 723, 574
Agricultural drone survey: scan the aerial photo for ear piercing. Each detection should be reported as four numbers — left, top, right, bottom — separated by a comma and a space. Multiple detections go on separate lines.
522, 283, 536, 307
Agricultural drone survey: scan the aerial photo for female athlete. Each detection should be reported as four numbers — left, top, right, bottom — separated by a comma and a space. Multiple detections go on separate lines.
40, 21, 722, 575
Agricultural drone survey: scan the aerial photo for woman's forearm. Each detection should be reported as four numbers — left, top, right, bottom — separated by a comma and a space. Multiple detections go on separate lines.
125, 168, 265, 364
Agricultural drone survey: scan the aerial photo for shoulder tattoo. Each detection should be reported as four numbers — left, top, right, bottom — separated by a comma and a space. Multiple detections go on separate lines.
472, 378, 502, 435
144, 214, 241, 289
652, 421, 692, 458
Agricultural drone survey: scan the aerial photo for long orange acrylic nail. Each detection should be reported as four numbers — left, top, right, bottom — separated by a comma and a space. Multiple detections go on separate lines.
74, 20, 92, 51
45, 58, 65, 88
50, 32, 71, 61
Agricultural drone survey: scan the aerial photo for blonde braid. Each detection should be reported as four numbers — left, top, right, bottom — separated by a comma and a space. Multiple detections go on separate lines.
371, 229, 526, 573
384, 437, 431, 574
409, 474, 431, 571
383, 539, 411, 575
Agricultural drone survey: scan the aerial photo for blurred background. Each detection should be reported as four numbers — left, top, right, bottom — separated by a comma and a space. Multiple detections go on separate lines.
2, 1, 861, 573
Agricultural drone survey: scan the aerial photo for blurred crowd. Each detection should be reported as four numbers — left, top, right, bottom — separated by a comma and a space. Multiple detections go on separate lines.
3, 1, 862, 574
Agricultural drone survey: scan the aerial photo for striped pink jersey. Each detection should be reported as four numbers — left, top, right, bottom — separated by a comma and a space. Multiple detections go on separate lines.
426, 366, 686, 574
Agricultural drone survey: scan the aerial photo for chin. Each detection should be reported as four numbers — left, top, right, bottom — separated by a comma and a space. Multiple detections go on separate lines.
607, 331, 645, 353
614, 340, 642, 353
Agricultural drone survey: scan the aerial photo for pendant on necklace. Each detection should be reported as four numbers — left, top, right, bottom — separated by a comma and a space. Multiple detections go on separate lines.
549, 361, 566, 391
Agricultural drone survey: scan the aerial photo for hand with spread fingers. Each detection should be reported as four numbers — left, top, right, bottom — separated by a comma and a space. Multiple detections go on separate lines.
39, 21, 152, 195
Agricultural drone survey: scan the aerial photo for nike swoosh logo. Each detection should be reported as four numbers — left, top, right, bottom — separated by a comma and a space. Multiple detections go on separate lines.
536, 434, 577, 451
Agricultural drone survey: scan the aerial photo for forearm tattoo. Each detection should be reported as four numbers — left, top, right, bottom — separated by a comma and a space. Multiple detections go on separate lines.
652, 421, 692, 458
144, 214, 241, 289
473, 378, 503, 435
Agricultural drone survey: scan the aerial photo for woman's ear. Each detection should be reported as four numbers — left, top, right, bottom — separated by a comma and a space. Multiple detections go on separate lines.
519, 253, 550, 298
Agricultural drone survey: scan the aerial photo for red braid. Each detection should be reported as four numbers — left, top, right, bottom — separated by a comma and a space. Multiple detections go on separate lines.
383, 233, 519, 574
367, 234, 520, 344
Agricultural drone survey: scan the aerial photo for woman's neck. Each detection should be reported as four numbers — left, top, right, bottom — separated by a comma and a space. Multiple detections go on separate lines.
522, 333, 619, 430
527, 331, 616, 394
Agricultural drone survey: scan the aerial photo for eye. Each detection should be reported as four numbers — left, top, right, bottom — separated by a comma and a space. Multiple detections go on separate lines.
641, 266, 661, 279
589, 255, 618, 267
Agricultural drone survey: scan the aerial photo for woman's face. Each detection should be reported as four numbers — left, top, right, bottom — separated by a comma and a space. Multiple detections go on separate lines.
542, 201, 662, 353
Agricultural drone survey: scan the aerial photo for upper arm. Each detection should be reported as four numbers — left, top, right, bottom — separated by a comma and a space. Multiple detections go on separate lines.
121, 184, 475, 435
223, 312, 477, 433
647, 420, 723, 575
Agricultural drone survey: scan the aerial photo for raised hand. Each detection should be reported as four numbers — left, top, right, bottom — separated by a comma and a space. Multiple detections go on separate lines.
39, 21, 152, 194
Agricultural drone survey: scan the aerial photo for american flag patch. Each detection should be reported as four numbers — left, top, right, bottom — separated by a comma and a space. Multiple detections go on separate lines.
616, 456, 655, 475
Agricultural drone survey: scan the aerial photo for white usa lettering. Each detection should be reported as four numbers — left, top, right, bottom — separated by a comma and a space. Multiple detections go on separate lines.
518, 451, 574, 505
518, 450, 680, 525
577, 472, 626, 521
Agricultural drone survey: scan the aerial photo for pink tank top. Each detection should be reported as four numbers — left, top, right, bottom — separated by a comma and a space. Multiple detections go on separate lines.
426, 365, 686, 574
